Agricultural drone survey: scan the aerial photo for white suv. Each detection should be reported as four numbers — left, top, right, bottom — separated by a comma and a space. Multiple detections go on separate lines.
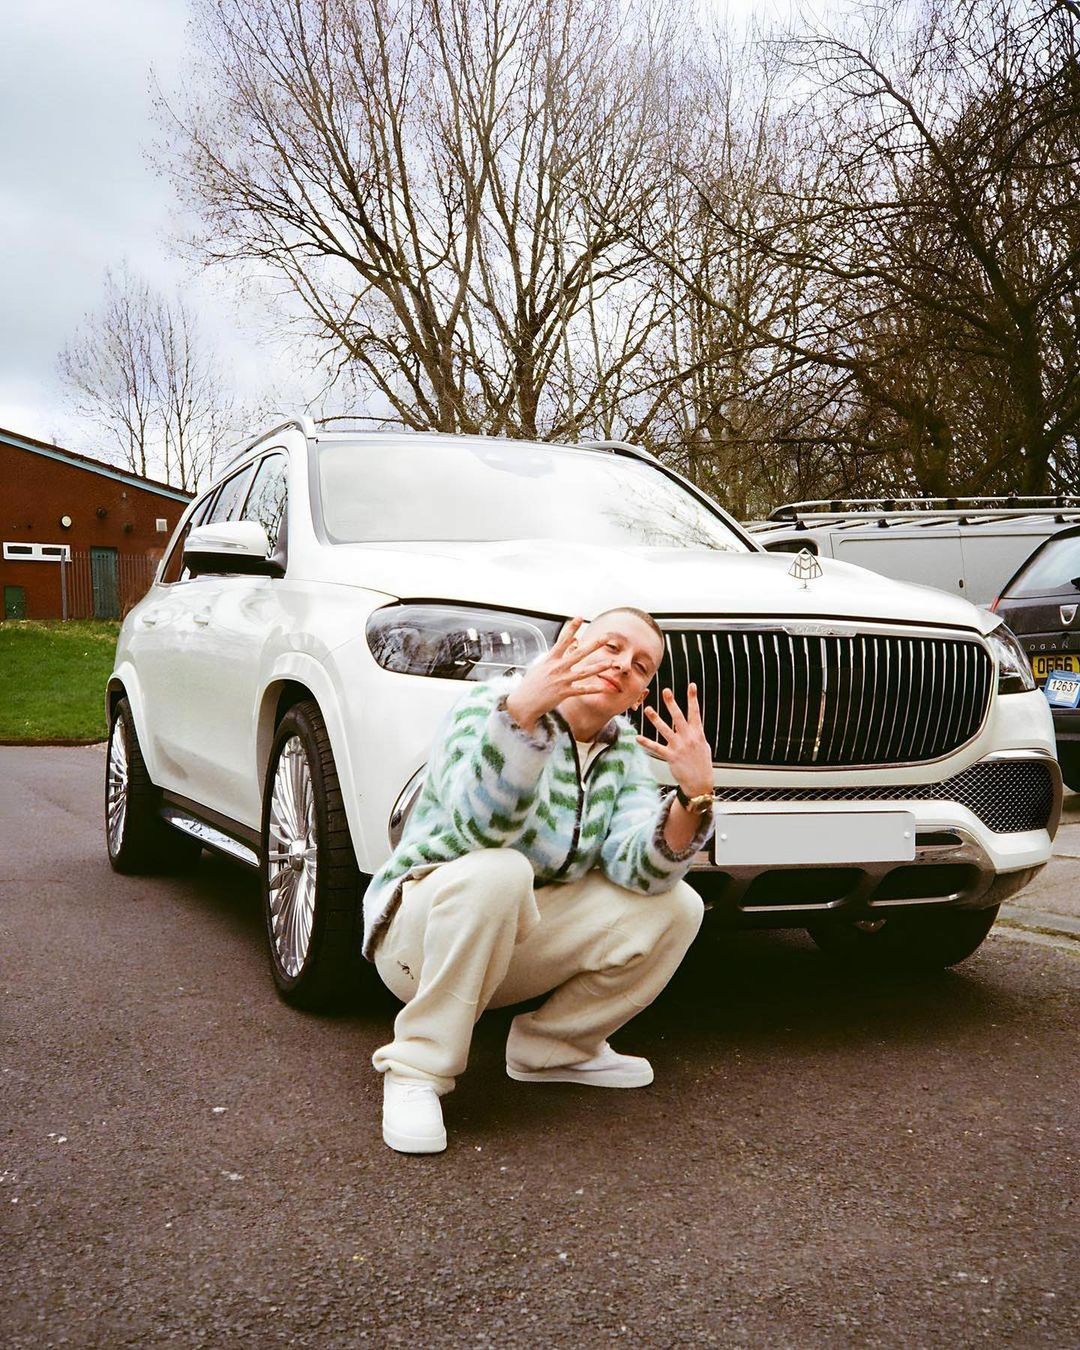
105, 419, 1060, 1007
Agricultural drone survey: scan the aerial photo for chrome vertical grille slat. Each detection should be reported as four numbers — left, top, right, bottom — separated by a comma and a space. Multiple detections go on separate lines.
922, 640, 941, 761
635, 627, 992, 768
765, 633, 780, 761
846, 635, 868, 766
711, 629, 723, 754
953, 640, 970, 746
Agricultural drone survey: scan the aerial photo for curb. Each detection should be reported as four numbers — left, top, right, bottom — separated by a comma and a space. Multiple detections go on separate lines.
0, 738, 107, 748
999, 905, 1080, 942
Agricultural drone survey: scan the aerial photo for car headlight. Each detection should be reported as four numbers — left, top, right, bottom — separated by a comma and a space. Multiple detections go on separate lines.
985, 621, 1035, 694
367, 604, 561, 680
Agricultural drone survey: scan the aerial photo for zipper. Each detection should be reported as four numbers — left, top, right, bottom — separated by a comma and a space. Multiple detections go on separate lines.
550, 716, 614, 882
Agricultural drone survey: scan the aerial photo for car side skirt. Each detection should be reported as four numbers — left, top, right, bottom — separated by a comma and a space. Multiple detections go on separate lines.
159, 792, 261, 871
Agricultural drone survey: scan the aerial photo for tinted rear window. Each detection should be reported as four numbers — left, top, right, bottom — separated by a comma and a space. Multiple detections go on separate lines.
1007, 534, 1080, 595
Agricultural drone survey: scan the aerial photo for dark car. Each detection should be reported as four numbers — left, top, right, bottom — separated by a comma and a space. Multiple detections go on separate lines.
992, 523, 1080, 790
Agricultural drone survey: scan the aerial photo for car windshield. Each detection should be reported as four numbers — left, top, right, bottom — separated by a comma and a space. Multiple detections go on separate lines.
1007, 533, 1080, 596
316, 437, 749, 551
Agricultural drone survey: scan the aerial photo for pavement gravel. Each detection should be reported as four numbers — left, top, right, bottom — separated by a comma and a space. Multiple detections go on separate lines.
2, 746, 1078, 1348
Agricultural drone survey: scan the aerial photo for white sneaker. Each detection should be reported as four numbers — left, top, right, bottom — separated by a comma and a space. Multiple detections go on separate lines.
506, 1042, 654, 1088
382, 1073, 447, 1153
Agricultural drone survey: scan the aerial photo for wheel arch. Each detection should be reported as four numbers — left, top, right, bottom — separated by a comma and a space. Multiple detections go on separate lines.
105, 677, 127, 728
256, 678, 318, 779
104, 668, 156, 776
255, 657, 374, 871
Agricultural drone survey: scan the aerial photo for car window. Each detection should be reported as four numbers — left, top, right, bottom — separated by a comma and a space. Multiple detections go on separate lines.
1006, 533, 1080, 596
241, 452, 288, 552
316, 438, 749, 551
207, 464, 257, 524
159, 491, 217, 585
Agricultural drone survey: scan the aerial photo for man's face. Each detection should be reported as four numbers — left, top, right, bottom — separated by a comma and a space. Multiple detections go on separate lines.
566, 612, 664, 721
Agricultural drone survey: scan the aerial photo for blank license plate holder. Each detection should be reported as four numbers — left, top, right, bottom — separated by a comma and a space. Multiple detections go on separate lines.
712, 810, 917, 868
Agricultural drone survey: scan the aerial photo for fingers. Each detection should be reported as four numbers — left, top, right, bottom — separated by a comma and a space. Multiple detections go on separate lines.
685, 682, 705, 728
636, 734, 669, 759
569, 649, 615, 679
566, 634, 611, 672
642, 705, 674, 741
552, 617, 585, 657
661, 687, 688, 729
570, 678, 614, 696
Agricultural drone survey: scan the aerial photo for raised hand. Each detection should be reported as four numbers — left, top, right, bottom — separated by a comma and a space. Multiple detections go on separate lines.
638, 683, 713, 800
505, 617, 617, 732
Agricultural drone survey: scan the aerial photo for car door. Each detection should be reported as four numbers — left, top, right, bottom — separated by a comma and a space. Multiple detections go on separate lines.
171, 452, 291, 828
137, 461, 258, 814
128, 487, 220, 778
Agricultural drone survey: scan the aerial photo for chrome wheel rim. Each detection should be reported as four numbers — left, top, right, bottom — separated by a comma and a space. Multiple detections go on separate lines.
267, 736, 318, 978
106, 719, 129, 856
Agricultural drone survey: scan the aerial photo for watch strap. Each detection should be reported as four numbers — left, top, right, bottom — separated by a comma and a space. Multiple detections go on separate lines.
676, 785, 714, 813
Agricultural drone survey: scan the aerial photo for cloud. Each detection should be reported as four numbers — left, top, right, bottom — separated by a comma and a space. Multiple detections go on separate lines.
0, 1, 190, 423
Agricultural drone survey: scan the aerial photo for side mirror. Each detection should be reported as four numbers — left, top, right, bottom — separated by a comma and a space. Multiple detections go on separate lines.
184, 521, 284, 578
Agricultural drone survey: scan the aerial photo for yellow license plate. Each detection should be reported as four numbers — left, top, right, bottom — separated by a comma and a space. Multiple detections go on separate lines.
1032, 653, 1080, 681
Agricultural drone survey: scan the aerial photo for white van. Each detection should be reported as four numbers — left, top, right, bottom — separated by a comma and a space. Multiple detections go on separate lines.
745, 498, 1080, 607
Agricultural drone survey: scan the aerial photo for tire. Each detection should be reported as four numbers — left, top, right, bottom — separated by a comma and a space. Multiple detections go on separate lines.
808, 904, 1000, 971
261, 700, 367, 1009
105, 697, 202, 875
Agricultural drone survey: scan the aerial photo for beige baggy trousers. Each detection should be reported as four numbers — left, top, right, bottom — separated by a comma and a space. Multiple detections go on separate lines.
371, 848, 704, 1094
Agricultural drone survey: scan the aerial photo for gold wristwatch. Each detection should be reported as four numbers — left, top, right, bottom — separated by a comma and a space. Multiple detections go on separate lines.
675, 786, 715, 815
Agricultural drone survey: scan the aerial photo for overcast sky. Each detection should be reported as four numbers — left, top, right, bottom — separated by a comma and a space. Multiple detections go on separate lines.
0, 0, 808, 457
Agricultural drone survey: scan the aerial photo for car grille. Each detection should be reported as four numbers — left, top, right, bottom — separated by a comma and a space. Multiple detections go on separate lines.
637, 628, 993, 767
708, 760, 1054, 834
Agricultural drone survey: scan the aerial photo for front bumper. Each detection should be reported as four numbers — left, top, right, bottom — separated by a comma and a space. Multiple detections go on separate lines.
687, 752, 1060, 926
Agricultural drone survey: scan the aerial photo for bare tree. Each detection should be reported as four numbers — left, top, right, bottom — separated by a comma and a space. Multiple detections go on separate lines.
628, 37, 861, 516
687, 0, 1080, 497
58, 266, 158, 478
58, 267, 244, 490
153, 298, 241, 490
161, 0, 681, 440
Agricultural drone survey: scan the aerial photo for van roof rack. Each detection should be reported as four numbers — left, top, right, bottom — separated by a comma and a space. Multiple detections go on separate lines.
765, 495, 1080, 526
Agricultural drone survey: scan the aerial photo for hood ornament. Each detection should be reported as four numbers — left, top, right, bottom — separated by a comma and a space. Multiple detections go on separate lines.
1061, 604, 1077, 626
788, 548, 823, 590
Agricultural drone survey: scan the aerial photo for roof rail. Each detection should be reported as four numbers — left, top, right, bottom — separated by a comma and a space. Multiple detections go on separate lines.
768, 494, 1080, 522
227, 416, 317, 466
578, 438, 660, 465
312, 416, 410, 433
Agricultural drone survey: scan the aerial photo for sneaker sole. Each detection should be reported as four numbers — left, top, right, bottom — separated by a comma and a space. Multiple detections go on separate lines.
382, 1125, 447, 1154
506, 1063, 654, 1088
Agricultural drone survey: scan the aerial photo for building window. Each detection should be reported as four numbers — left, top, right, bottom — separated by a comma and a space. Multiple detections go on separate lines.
3, 542, 72, 562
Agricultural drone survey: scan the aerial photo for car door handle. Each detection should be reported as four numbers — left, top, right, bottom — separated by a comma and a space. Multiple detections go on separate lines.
193, 609, 211, 627
140, 608, 166, 629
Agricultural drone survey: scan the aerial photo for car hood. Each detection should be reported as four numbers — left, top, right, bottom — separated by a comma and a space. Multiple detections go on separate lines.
323, 539, 989, 631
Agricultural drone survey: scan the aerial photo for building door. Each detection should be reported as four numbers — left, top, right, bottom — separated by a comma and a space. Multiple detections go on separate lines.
4, 585, 25, 619
90, 548, 119, 619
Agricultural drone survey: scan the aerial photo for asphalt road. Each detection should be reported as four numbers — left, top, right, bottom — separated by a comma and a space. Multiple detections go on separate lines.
2, 745, 1078, 1348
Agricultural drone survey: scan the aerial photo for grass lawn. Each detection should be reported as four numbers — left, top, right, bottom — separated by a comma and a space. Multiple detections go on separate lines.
0, 620, 120, 743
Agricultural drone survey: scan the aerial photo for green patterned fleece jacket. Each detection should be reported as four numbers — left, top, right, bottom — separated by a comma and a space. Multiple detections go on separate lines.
361, 675, 714, 959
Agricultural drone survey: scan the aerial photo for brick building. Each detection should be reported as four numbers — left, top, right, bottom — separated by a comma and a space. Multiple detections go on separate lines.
1, 427, 191, 620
